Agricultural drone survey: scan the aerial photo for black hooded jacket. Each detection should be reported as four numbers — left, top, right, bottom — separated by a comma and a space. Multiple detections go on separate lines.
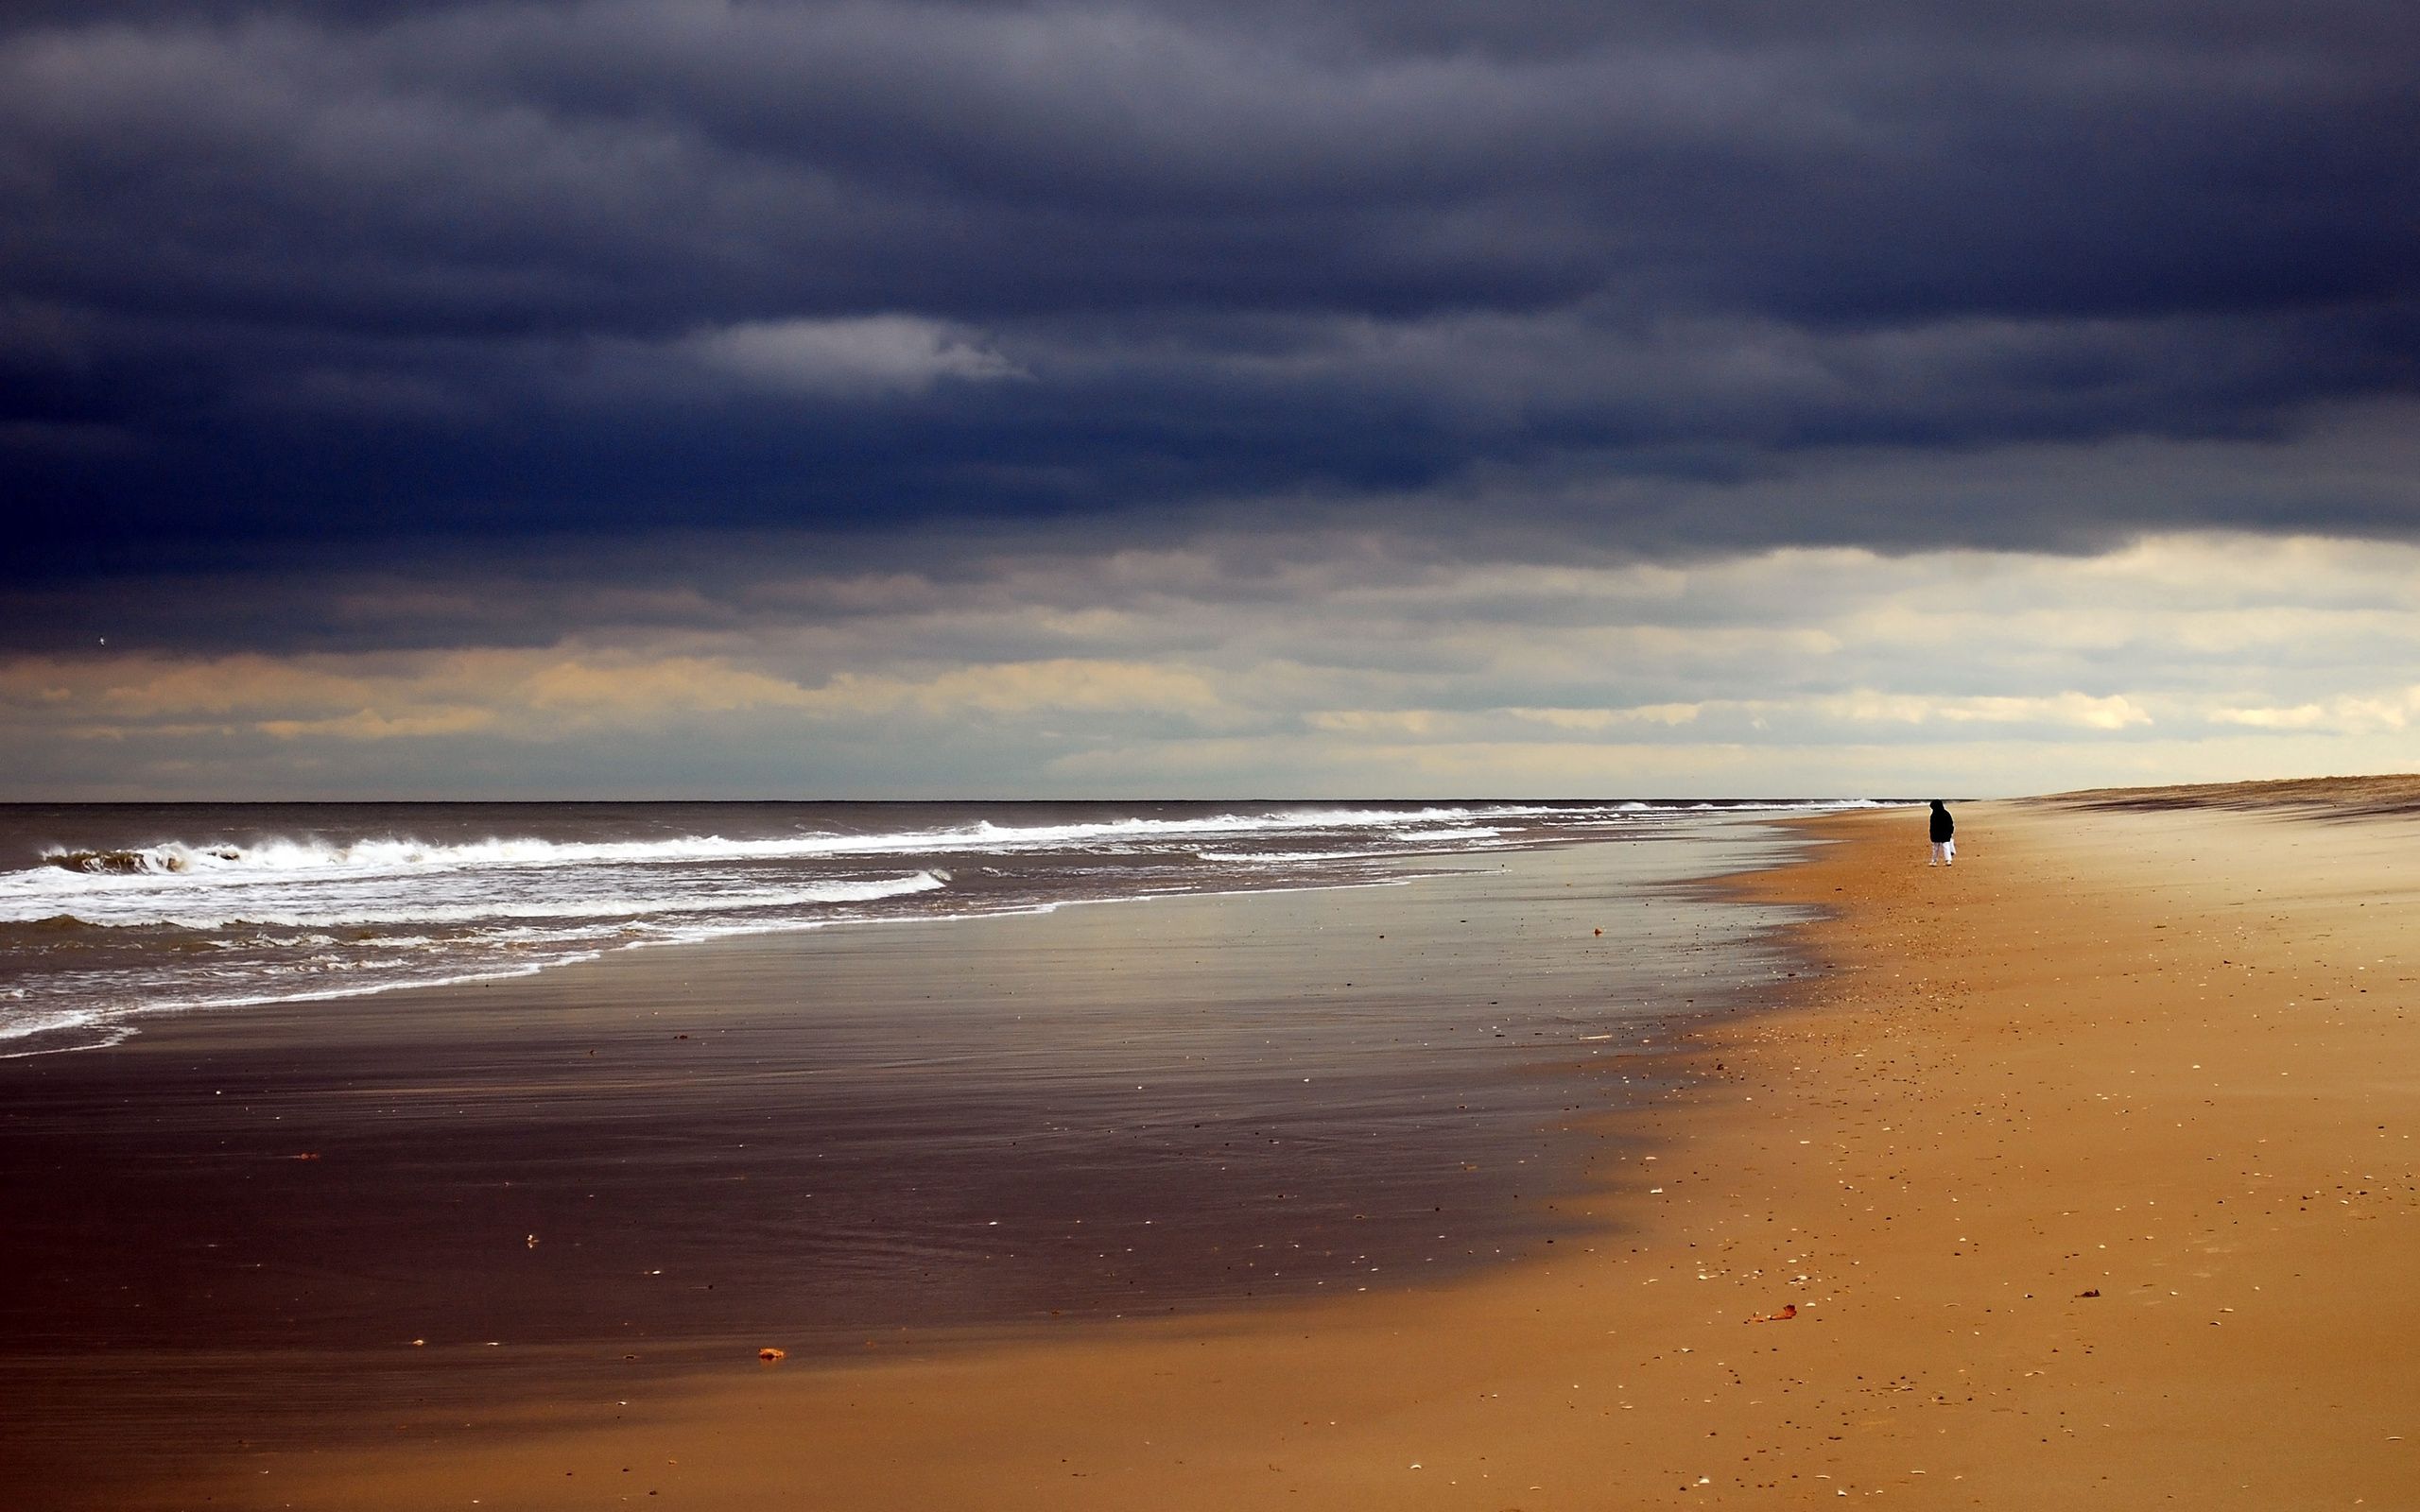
1928, 802, 1954, 843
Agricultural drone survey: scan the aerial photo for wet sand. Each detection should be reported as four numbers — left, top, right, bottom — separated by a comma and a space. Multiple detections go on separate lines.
0, 833, 1805, 1508
18, 794, 2420, 1508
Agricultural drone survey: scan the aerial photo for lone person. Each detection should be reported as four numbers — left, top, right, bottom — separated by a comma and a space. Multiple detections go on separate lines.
1928, 800, 1956, 867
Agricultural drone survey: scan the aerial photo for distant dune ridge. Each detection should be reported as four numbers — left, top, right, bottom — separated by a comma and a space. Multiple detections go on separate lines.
2043, 772, 2420, 814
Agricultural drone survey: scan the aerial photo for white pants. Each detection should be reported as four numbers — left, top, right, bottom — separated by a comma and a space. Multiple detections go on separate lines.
1929, 839, 1956, 866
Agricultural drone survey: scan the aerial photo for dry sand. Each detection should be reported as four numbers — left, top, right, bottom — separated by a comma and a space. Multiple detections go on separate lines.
146, 797, 2420, 1506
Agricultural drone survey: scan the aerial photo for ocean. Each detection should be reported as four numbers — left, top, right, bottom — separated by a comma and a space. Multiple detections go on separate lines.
0, 799, 1879, 1057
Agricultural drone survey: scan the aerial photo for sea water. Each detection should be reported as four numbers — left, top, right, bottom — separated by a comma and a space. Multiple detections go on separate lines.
0, 799, 1880, 1057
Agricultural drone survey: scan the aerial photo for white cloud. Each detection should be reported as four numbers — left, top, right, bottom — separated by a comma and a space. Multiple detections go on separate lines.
1813, 691, 2152, 730
2209, 688, 2420, 734
688, 315, 1023, 394
1504, 703, 1704, 730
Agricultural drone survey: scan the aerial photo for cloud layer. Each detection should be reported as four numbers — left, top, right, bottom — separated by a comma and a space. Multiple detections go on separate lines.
13, 529, 2420, 798
5, 0, 2415, 575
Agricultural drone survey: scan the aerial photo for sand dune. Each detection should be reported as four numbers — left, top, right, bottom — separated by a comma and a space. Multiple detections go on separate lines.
2047, 772, 2420, 815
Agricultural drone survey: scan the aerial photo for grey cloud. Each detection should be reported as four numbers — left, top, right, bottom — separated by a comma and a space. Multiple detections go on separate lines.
7, 389, 2415, 662
2, 0, 2416, 588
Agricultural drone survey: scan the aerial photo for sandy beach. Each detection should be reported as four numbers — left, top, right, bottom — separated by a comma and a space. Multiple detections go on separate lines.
12, 787, 2420, 1508
11, 2, 2407, 1504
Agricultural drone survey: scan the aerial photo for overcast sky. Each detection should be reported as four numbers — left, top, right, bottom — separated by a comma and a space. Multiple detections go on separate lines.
6, 0, 2415, 798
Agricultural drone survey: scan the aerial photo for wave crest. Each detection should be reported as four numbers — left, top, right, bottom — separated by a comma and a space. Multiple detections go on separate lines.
28, 808, 1492, 883
46, 845, 244, 875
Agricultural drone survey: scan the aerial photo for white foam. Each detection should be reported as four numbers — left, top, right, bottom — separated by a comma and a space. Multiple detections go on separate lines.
1194, 848, 1394, 863
0, 870, 944, 929
26, 807, 1485, 887
0, 1002, 128, 1055
141, 874, 927, 931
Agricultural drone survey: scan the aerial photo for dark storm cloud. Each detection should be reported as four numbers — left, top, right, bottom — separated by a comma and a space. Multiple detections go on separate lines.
5, 0, 2416, 584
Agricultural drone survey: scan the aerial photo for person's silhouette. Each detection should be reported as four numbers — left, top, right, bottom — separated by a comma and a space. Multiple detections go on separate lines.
1927, 800, 1955, 867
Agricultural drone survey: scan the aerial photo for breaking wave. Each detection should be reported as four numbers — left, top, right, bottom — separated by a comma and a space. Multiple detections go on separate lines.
0, 798, 1898, 1055
35, 808, 1491, 882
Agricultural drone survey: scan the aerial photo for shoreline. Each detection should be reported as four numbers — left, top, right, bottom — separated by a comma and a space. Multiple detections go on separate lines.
0, 826, 1817, 1508
0, 805, 1828, 1062
17, 792, 2420, 1507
